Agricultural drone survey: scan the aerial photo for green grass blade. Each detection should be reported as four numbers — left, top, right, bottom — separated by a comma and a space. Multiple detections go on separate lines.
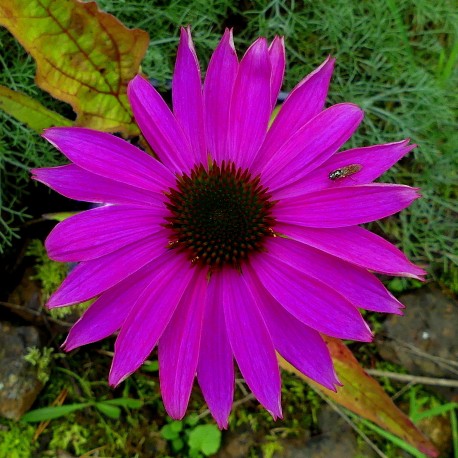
102, 398, 143, 409
412, 403, 458, 423
356, 417, 428, 458
21, 403, 90, 422
451, 408, 458, 458
94, 402, 121, 420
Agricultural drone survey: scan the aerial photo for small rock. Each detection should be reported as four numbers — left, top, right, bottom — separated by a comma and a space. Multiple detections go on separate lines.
0, 322, 44, 420
273, 407, 375, 458
142, 431, 169, 456
218, 431, 254, 458
377, 285, 458, 399
7, 267, 43, 323
7, 266, 80, 331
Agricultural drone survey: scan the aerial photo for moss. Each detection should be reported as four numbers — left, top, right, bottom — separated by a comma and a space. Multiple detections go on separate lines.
0, 420, 36, 458
23, 346, 55, 384
48, 422, 90, 456
26, 239, 68, 301
26, 239, 89, 318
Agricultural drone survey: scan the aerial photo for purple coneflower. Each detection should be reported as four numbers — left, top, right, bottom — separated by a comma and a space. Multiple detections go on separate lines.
32, 28, 425, 427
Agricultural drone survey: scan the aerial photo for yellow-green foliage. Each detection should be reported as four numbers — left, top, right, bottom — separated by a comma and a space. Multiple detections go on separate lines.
48, 422, 89, 456
0, 420, 35, 458
26, 239, 67, 300
26, 239, 89, 318
24, 346, 55, 384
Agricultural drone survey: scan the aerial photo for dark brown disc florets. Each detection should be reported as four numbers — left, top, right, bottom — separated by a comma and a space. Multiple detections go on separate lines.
165, 161, 277, 269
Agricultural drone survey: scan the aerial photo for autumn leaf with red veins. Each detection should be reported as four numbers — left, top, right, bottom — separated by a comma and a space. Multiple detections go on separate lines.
0, 0, 149, 135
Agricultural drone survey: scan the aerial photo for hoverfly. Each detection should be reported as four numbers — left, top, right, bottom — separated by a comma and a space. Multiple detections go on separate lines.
328, 164, 362, 181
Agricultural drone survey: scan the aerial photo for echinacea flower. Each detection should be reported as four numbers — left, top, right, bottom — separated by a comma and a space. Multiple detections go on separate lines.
32, 27, 425, 428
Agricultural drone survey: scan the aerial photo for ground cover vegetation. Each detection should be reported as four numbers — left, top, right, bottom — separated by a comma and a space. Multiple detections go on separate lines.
0, 0, 456, 456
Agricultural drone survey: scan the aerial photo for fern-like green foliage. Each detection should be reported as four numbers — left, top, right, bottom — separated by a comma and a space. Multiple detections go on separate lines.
0, 29, 67, 252
1, 0, 457, 290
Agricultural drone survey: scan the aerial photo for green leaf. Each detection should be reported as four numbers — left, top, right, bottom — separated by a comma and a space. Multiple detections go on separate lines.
188, 424, 222, 456
0, 0, 149, 135
412, 402, 458, 423
102, 398, 143, 409
42, 211, 80, 222
171, 437, 184, 452
161, 421, 182, 440
268, 105, 281, 127
0, 85, 72, 132
451, 408, 458, 458
21, 403, 90, 422
142, 360, 159, 372
387, 277, 406, 293
169, 421, 183, 433
185, 413, 199, 427
94, 402, 121, 419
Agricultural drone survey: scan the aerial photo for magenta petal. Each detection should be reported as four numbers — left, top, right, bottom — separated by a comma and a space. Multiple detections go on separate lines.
252, 254, 372, 341
128, 75, 194, 173
109, 252, 195, 386
46, 205, 167, 262
43, 127, 174, 192
260, 104, 364, 190
172, 27, 206, 165
275, 184, 420, 227
275, 139, 415, 199
203, 29, 238, 163
47, 230, 168, 308
253, 56, 335, 172
63, 261, 163, 351
159, 270, 207, 419
276, 223, 426, 279
197, 274, 234, 429
265, 237, 404, 314
223, 269, 282, 418
228, 37, 272, 169
268, 36, 285, 110
245, 266, 339, 389
32, 165, 163, 207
